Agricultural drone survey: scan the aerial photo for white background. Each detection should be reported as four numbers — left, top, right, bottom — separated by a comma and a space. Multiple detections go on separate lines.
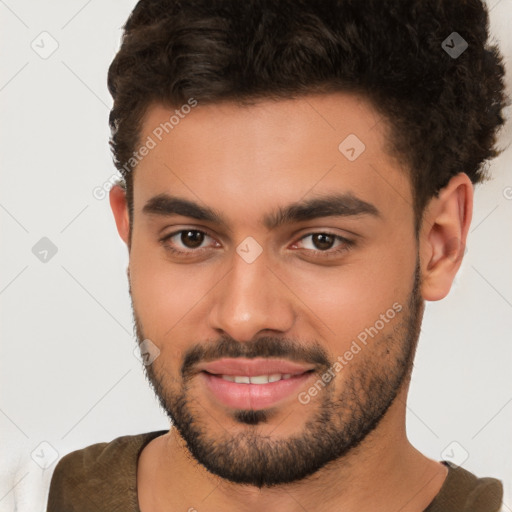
1, 1, 511, 510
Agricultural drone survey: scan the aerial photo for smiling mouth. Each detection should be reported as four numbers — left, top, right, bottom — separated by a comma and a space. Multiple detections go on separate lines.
200, 369, 316, 410
202, 370, 314, 384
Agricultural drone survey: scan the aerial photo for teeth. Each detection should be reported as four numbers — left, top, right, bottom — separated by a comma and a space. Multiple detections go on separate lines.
249, 375, 270, 384
220, 373, 294, 384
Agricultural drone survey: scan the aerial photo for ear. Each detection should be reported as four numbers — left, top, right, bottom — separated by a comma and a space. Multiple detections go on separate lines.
419, 173, 473, 301
109, 183, 130, 247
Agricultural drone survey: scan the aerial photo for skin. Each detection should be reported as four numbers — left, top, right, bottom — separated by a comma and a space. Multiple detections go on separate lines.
110, 92, 472, 512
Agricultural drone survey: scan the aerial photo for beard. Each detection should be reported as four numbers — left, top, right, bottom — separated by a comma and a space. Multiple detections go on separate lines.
130, 260, 424, 488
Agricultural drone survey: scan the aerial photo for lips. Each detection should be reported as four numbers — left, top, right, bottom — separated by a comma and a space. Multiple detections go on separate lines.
197, 358, 316, 410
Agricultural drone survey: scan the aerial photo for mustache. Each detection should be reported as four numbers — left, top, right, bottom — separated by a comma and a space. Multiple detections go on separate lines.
181, 335, 331, 379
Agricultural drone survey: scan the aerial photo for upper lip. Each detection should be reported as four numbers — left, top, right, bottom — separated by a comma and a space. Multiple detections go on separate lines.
198, 358, 315, 377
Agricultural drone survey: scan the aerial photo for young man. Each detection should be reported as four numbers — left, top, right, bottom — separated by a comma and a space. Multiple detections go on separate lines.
46, 0, 508, 511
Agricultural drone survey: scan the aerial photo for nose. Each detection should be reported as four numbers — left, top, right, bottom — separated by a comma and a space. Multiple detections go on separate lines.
207, 249, 296, 342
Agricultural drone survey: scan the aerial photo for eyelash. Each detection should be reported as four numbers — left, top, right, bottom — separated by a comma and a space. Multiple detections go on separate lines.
159, 229, 355, 260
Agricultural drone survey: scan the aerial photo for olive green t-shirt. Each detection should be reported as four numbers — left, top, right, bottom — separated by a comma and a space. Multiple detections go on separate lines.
45, 430, 503, 512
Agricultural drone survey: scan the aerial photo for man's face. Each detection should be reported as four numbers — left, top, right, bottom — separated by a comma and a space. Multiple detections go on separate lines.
125, 93, 423, 486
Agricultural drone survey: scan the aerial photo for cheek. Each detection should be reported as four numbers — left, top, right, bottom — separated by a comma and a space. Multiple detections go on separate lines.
282, 242, 415, 351
128, 239, 211, 345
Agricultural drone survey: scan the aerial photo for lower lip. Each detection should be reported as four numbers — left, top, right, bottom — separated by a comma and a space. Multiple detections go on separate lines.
200, 371, 313, 410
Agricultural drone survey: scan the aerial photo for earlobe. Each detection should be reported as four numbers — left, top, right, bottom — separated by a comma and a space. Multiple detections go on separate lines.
420, 173, 473, 301
109, 184, 130, 246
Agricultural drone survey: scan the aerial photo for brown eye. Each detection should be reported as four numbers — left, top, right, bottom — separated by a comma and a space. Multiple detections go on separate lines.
160, 229, 218, 257
293, 232, 355, 259
180, 230, 205, 248
311, 233, 336, 251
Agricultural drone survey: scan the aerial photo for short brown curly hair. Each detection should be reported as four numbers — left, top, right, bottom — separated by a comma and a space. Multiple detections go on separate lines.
107, 0, 508, 229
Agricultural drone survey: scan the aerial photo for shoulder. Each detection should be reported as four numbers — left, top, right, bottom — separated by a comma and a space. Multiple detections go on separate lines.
426, 461, 503, 512
46, 430, 168, 512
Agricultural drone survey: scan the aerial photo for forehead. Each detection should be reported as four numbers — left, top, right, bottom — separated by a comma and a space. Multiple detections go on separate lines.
133, 92, 412, 226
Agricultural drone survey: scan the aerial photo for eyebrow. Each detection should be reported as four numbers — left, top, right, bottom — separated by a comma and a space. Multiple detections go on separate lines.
142, 192, 380, 231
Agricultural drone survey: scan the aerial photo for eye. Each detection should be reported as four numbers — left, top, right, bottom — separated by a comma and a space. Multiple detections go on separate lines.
160, 229, 219, 256
292, 232, 354, 258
